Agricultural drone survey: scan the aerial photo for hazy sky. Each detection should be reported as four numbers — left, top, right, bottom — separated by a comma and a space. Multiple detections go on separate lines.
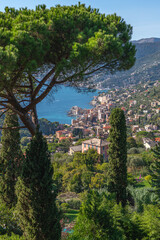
0, 0, 159, 40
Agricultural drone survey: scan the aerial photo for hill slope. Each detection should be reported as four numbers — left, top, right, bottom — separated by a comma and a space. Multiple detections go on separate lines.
94, 38, 160, 88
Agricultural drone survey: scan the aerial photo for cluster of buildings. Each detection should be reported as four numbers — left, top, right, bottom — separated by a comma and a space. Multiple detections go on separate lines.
53, 81, 160, 154
70, 93, 114, 139
132, 124, 158, 133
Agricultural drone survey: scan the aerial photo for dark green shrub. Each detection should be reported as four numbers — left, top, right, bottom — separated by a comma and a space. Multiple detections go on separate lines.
66, 199, 81, 210
128, 147, 140, 154
127, 156, 146, 169
61, 202, 70, 212
127, 186, 159, 212
0, 233, 24, 239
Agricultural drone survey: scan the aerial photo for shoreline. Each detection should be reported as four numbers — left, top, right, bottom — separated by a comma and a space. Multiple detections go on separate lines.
37, 86, 106, 124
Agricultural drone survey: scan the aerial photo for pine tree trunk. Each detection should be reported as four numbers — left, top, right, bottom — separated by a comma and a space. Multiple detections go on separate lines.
31, 105, 38, 127
19, 113, 36, 136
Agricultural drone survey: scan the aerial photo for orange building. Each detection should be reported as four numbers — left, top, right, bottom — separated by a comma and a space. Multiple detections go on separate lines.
155, 137, 160, 143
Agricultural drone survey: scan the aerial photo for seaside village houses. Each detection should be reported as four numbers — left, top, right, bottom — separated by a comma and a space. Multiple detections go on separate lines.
69, 138, 109, 161
53, 80, 160, 162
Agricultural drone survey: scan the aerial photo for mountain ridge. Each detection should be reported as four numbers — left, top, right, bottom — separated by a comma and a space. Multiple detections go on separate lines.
95, 37, 160, 88
132, 37, 160, 44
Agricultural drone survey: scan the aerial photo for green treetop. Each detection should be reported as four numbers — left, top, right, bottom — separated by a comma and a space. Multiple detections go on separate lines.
0, 3, 136, 136
108, 108, 127, 207
15, 128, 61, 240
150, 143, 160, 199
0, 110, 22, 208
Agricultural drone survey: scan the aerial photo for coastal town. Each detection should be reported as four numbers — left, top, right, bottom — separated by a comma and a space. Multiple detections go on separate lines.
19, 79, 160, 157
41, 80, 160, 157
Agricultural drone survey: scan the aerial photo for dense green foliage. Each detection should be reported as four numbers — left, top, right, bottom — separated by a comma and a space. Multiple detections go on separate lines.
48, 138, 72, 153
69, 190, 160, 240
0, 203, 22, 237
15, 129, 61, 240
108, 108, 127, 206
0, 4, 135, 83
39, 119, 59, 135
127, 185, 158, 212
127, 137, 137, 149
53, 149, 107, 194
150, 143, 160, 199
69, 190, 142, 240
140, 204, 160, 239
127, 155, 146, 171
0, 111, 22, 208
0, 234, 24, 239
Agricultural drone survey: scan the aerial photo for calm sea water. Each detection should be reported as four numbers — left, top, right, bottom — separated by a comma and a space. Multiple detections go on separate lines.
37, 86, 103, 124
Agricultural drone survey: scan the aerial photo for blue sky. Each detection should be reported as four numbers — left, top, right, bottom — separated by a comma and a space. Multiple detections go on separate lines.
0, 0, 160, 40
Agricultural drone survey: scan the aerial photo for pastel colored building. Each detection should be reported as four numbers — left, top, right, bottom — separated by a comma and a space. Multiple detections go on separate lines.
82, 138, 109, 160
56, 130, 64, 139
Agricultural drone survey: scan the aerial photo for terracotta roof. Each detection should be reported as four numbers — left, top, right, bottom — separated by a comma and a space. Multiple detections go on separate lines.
59, 137, 67, 140
103, 125, 111, 129
155, 138, 160, 142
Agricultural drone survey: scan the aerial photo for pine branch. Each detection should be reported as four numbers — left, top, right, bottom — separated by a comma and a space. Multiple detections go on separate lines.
32, 67, 55, 98
0, 109, 9, 118
32, 77, 49, 87
0, 126, 26, 130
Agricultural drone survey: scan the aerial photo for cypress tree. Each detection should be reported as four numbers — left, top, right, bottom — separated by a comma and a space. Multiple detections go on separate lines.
15, 128, 61, 240
108, 108, 127, 207
0, 110, 22, 208
150, 143, 160, 198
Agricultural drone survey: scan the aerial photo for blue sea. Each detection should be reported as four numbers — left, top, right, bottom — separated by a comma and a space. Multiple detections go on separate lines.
37, 86, 104, 124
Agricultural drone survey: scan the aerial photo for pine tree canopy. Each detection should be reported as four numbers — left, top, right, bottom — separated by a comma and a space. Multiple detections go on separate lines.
0, 3, 136, 135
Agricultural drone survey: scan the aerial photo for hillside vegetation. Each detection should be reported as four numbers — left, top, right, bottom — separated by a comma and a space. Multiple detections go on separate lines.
95, 38, 160, 88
